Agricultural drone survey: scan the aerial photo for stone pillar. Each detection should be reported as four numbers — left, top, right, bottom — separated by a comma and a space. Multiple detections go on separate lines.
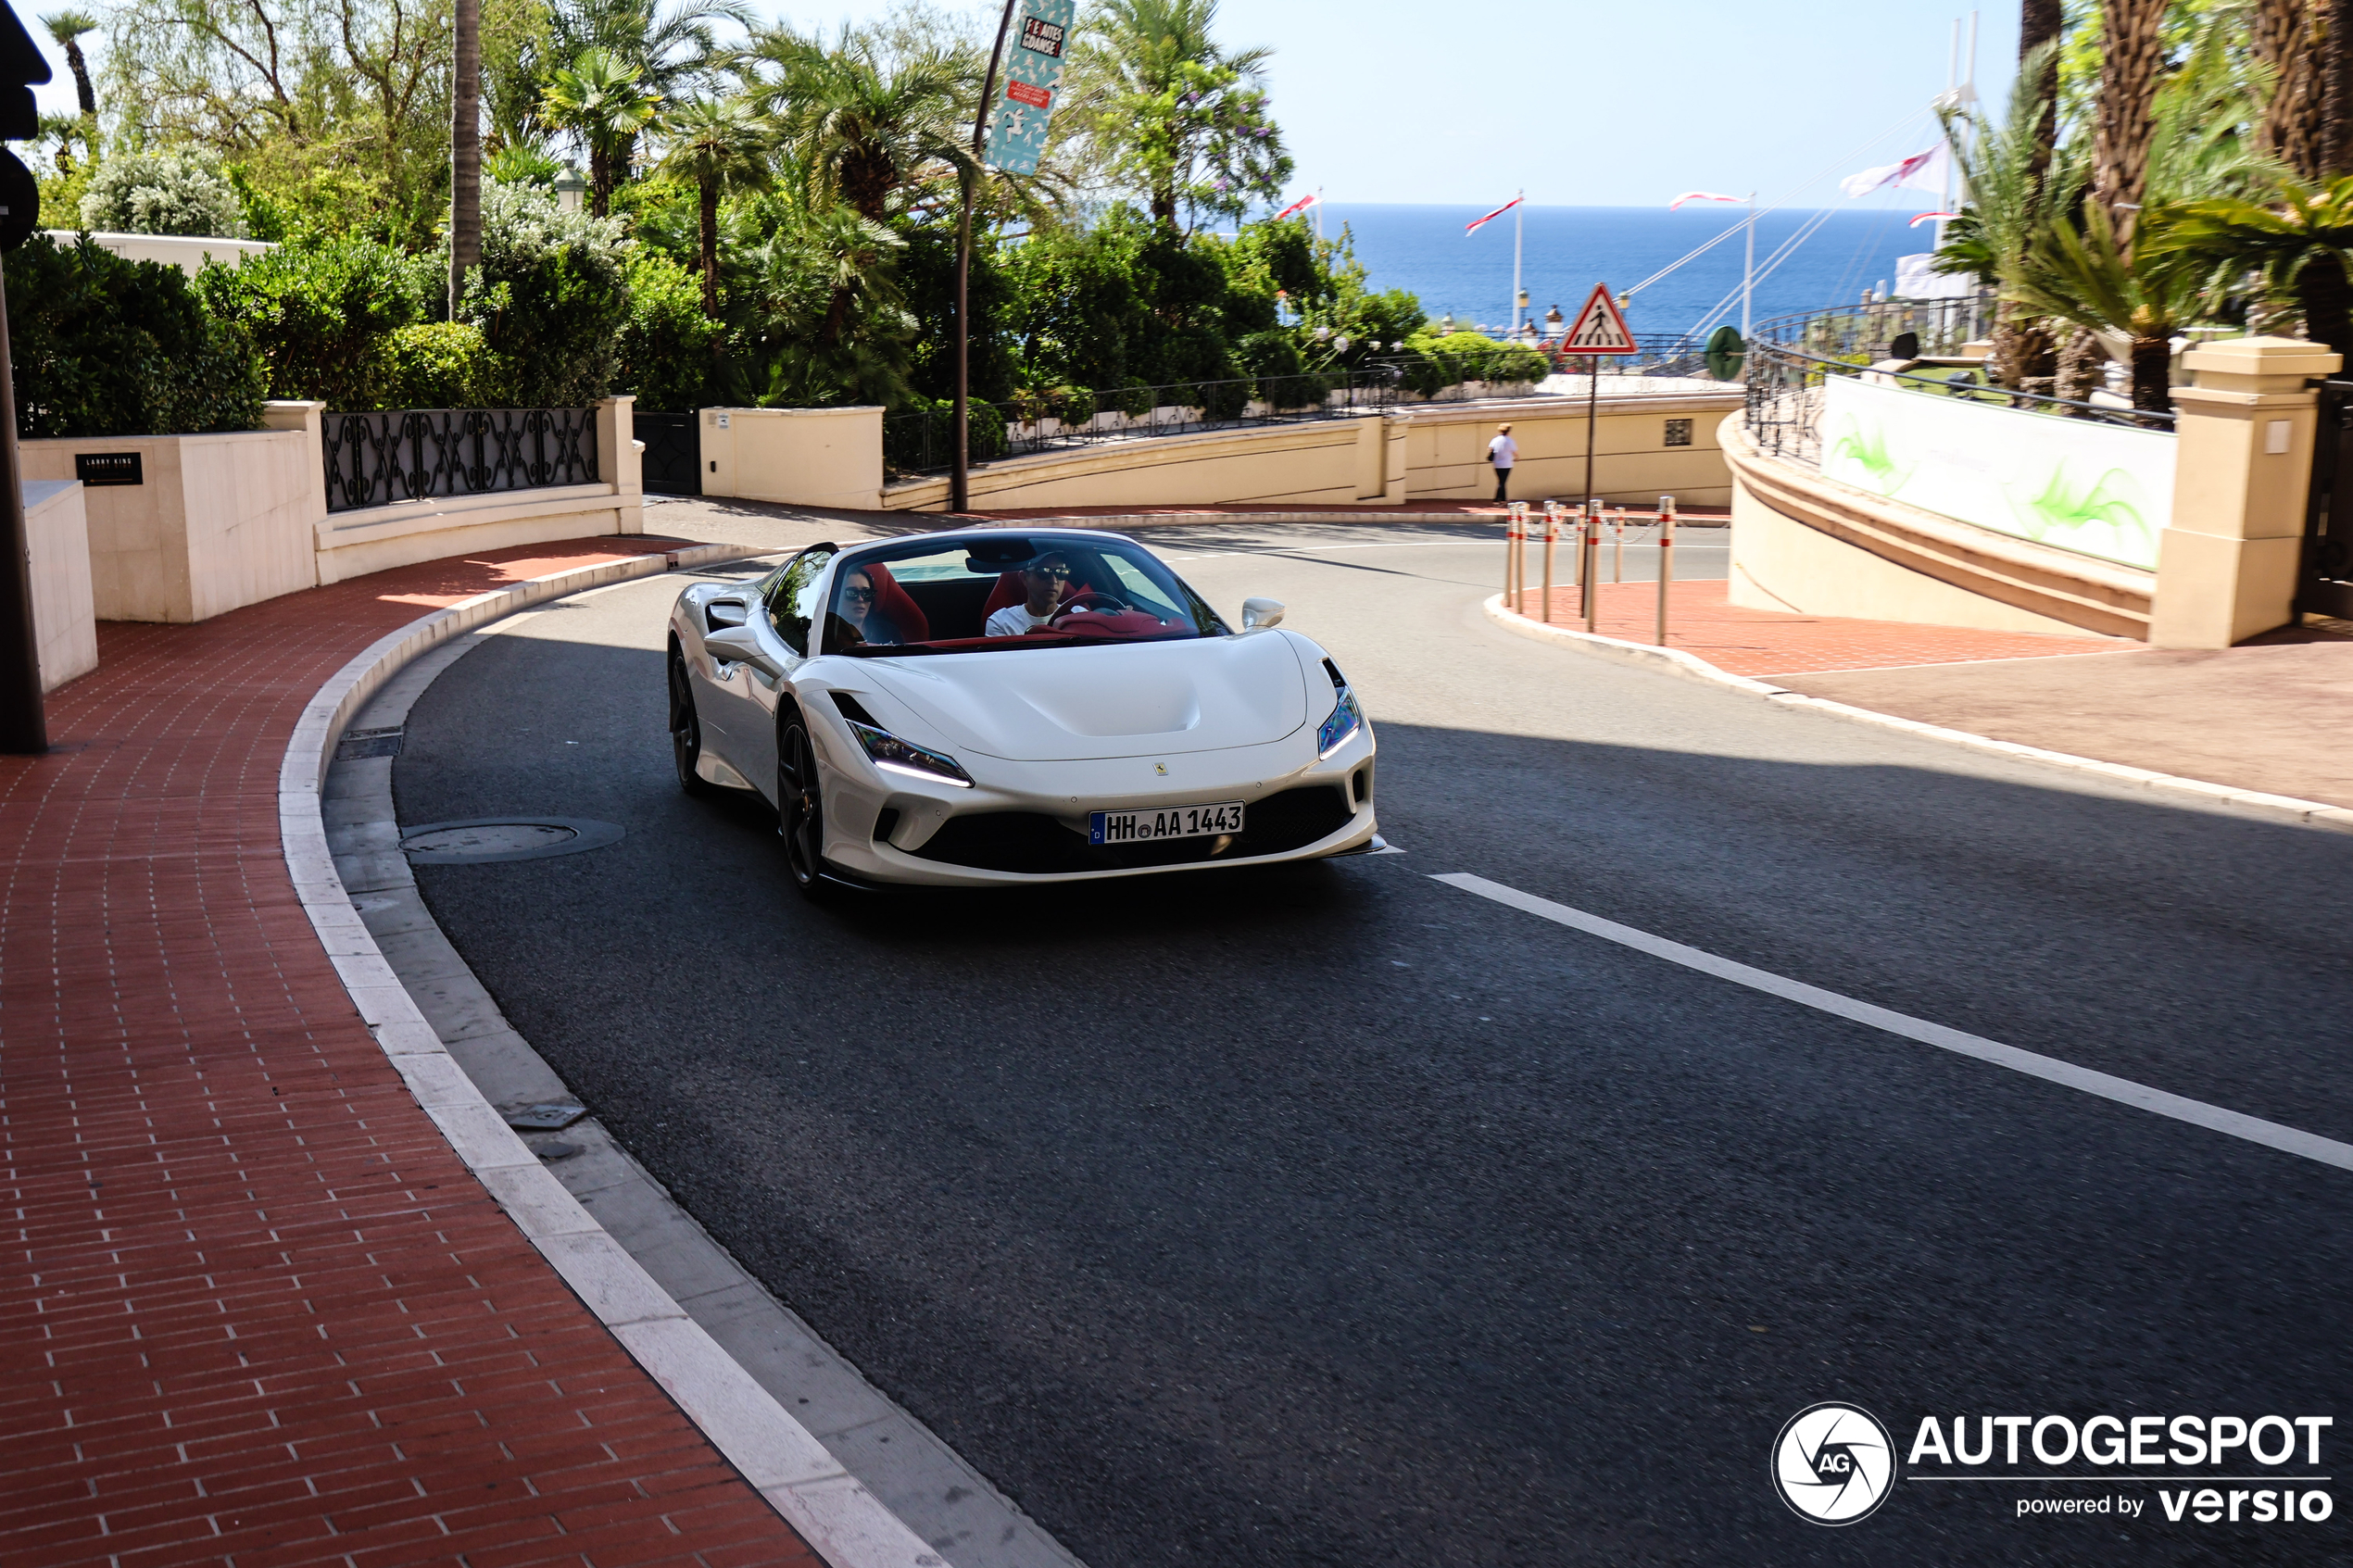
595, 395, 642, 534
1381, 409, 1411, 504
2150, 336, 2341, 648
259, 399, 329, 540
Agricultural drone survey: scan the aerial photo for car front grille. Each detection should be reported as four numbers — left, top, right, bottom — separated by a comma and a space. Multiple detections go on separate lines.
907, 784, 1354, 874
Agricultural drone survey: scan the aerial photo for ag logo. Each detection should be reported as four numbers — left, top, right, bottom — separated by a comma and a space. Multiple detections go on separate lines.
1772, 1403, 1895, 1524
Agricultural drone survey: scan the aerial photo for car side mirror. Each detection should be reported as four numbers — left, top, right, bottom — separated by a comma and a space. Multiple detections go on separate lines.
705, 598, 748, 632
705, 624, 774, 671
1241, 596, 1285, 632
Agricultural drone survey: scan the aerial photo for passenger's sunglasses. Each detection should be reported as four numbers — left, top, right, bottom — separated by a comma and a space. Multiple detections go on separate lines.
843, 585, 875, 602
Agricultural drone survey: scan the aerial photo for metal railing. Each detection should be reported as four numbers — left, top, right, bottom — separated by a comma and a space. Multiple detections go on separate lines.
323, 408, 599, 514
885, 341, 1732, 478
1740, 301, 2172, 467
886, 371, 1408, 477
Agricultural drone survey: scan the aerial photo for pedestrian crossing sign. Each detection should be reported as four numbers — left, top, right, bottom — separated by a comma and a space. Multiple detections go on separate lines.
1562, 283, 1637, 354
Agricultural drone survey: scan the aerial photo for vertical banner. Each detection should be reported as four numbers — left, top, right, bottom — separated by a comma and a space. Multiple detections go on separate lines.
983, 0, 1075, 176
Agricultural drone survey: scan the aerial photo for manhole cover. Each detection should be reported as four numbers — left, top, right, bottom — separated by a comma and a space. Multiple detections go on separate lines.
399, 817, 624, 864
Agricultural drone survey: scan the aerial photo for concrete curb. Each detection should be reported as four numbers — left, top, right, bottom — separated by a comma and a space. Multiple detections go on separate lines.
1480, 594, 2353, 835
280, 542, 950, 1568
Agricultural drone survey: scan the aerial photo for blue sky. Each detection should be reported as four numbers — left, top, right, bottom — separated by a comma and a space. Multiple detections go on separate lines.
28, 0, 2023, 208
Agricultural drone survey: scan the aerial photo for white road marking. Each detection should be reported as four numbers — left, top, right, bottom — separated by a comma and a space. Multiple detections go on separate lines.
1431, 872, 2353, 1173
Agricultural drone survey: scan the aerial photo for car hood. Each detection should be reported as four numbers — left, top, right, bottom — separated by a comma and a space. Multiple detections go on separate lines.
856, 633, 1311, 760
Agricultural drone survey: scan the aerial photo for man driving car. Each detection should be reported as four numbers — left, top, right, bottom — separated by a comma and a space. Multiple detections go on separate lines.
985, 551, 1081, 637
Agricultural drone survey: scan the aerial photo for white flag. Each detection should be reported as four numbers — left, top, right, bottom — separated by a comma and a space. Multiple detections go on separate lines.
1840, 144, 1949, 199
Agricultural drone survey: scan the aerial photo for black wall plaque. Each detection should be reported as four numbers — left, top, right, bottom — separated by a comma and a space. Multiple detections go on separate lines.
75, 452, 143, 486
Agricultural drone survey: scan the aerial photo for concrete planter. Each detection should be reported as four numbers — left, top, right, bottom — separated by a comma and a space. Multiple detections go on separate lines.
21, 423, 320, 622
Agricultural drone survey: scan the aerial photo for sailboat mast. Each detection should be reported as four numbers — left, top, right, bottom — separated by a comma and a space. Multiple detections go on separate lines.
1742, 193, 1755, 336
1512, 190, 1523, 335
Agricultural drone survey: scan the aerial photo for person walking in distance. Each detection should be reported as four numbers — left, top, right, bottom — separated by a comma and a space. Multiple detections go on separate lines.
1488, 423, 1517, 503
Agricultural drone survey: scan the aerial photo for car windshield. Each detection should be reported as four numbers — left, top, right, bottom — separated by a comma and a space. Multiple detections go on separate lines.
822, 534, 1227, 656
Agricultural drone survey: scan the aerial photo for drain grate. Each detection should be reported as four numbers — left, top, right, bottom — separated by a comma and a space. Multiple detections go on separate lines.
399, 817, 624, 864
335, 725, 405, 760
503, 1100, 586, 1132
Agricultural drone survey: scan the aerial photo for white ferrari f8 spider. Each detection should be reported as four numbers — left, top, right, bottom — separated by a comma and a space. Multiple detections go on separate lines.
665, 528, 1379, 896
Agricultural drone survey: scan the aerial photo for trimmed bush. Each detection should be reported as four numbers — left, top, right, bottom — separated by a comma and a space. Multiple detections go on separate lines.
615, 254, 724, 412
6, 233, 263, 436
374, 322, 503, 408
79, 150, 245, 237
193, 236, 439, 408
458, 181, 631, 408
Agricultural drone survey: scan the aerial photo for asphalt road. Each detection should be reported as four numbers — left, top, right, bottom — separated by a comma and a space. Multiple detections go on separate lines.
396, 521, 2353, 1567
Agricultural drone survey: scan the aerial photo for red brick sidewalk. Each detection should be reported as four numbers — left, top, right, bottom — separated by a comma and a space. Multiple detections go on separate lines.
1514, 577, 2123, 678
2, 541, 821, 1568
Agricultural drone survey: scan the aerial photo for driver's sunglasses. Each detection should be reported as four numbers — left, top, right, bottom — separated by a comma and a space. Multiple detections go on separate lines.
1030, 564, 1071, 580
843, 585, 875, 602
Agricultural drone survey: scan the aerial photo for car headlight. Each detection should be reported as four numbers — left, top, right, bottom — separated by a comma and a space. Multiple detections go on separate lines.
1316, 659, 1362, 757
846, 720, 975, 788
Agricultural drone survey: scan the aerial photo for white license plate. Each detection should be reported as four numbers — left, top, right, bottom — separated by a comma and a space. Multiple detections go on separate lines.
1089, 800, 1245, 845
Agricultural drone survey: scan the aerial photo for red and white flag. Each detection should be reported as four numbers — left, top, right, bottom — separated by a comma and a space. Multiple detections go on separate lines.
1668, 191, 1745, 210
1842, 144, 1950, 199
1466, 195, 1522, 234
1273, 192, 1318, 221
1909, 210, 1957, 228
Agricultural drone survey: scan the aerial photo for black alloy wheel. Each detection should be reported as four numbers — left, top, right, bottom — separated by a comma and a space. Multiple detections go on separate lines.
778, 719, 831, 899
668, 647, 715, 797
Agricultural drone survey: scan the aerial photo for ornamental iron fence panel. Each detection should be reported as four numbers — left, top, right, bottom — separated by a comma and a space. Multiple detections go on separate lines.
323, 408, 599, 514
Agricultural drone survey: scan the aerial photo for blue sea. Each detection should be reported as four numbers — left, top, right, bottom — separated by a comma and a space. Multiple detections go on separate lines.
1312, 203, 1939, 344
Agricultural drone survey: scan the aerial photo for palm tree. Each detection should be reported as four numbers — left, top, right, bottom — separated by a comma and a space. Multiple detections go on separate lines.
547, 0, 747, 174
2257, 0, 2322, 181
2008, 204, 2208, 412
1938, 45, 2076, 391
452, 0, 483, 317
1065, 0, 1289, 231
541, 49, 664, 215
657, 95, 773, 316
38, 9, 96, 118
2018, 0, 2063, 192
2158, 178, 2353, 359
746, 26, 979, 224
2092, 0, 2167, 254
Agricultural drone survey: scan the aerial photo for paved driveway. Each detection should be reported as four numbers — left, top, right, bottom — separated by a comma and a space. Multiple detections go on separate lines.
394, 521, 2353, 1567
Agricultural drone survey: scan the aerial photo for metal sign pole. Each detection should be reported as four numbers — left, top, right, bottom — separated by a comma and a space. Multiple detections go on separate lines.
1541, 501, 1556, 623
1581, 501, 1600, 633
1655, 494, 1676, 646
951, 0, 1018, 516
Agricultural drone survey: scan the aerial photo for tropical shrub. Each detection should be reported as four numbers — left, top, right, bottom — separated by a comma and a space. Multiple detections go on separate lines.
614, 254, 725, 411
374, 322, 504, 408
458, 181, 633, 407
6, 233, 263, 435
193, 235, 439, 408
78, 149, 245, 237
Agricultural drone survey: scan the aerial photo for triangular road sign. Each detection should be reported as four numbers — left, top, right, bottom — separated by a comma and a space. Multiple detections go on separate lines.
1562, 282, 1637, 354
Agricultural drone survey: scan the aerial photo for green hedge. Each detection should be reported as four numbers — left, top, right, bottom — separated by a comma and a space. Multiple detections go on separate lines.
8, 233, 263, 437
193, 236, 437, 409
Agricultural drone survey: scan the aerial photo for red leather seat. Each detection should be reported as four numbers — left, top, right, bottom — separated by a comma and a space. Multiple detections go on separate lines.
860, 561, 929, 641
